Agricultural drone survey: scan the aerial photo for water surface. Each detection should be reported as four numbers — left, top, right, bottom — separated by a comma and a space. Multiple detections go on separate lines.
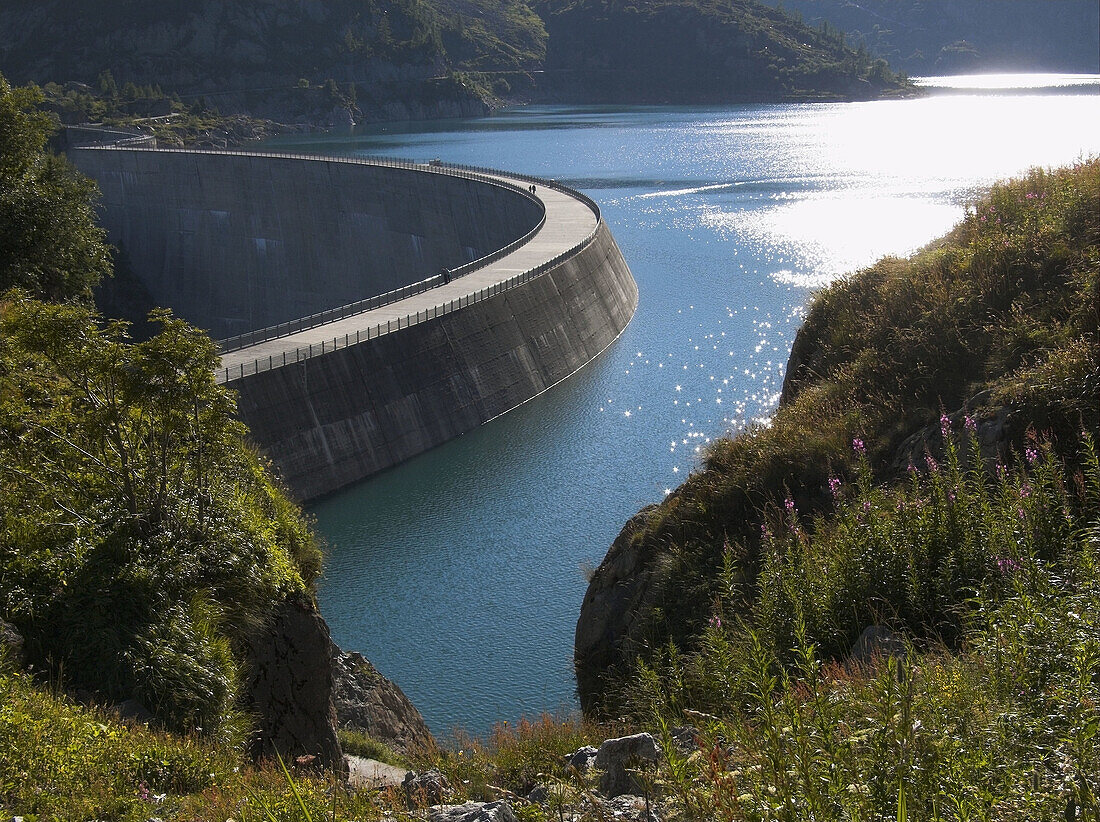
262, 77, 1100, 737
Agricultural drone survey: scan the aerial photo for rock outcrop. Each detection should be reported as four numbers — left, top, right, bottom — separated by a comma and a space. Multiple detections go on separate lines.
332, 647, 435, 754
243, 596, 345, 774
574, 506, 659, 714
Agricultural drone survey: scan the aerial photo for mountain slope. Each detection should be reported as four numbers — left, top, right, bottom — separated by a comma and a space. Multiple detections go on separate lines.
0, 0, 909, 128
536, 0, 906, 102
757, 0, 1100, 74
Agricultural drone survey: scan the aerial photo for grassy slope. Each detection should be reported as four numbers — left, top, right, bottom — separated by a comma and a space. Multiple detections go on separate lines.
577, 160, 1099, 714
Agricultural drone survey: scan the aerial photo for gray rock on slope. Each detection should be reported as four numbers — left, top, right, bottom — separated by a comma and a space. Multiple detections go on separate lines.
0, 618, 23, 668
332, 647, 435, 754
429, 801, 517, 822
243, 597, 345, 774
595, 732, 661, 798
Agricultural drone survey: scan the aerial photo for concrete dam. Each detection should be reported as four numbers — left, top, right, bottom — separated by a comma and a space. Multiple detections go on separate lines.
71, 146, 638, 500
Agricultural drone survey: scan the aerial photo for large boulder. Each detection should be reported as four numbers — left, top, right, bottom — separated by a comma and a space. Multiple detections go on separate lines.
243, 596, 345, 774
332, 647, 434, 754
594, 733, 661, 798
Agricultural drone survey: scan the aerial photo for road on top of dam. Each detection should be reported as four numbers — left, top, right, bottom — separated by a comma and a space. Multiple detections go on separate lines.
218, 168, 598, 379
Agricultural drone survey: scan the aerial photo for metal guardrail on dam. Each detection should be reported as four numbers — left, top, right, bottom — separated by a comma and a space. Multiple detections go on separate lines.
217, 187, 548, 354
194, 150, 604, 384
218, 227, 607, 383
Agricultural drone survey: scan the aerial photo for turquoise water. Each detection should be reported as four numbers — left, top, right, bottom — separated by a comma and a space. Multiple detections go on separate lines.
262, 78, 1100, 737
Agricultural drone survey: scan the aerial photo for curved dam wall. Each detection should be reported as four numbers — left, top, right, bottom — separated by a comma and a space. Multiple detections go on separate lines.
69, 148, 544, 339
233, 220, 637, 500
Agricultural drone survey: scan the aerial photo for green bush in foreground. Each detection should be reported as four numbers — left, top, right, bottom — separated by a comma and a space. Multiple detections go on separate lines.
0, 294, 321, 737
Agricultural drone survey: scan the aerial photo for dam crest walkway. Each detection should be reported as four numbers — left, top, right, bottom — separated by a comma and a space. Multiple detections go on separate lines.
216, 153, 599, 383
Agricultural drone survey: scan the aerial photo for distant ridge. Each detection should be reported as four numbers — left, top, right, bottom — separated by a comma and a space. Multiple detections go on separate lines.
0, 0, 909, 128
755, 0, 1100, 74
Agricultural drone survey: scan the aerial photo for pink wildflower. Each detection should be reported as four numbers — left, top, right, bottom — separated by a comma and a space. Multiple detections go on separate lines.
965, 414, 977, 433
940, 413, 951, 439
852, 437, 866, 455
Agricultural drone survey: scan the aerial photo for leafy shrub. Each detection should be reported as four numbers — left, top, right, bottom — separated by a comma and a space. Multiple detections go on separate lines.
0, 295, 320, 736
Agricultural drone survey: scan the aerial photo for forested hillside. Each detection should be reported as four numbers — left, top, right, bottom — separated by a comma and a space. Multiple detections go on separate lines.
536, 0, 902, 102
758, 0, 1100, 74
0, 0, 909, 131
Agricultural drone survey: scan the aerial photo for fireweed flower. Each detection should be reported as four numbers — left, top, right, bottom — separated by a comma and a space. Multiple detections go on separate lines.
941, 413, 951, 438
965, 414, 977, 433
828, 476, 841, 498
852, 437, 866, 455
1026, 447, 1039, 464
784, 497, 796, 514
997, 557, 1021, 574
709, 615, 722, 629
925, 454, 939, 473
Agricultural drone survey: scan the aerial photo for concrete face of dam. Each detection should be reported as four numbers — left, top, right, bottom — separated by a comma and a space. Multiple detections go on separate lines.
71, 148, 544, 340
233, 221, 637, 500
71, 147, 637, 500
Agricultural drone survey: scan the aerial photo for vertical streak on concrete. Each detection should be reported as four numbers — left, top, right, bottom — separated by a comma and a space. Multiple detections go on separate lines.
299, 362, 336, 468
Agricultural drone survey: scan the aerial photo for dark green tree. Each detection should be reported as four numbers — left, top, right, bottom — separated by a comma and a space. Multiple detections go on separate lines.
0, 294, 321, 734
0, 73, 112, 302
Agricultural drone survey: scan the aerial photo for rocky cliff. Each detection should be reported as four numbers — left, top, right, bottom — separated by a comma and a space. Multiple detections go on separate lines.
332, 648, 435, 754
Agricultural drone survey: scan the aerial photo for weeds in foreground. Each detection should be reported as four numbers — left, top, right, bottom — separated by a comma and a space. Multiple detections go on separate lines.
626, 433, 1100, 819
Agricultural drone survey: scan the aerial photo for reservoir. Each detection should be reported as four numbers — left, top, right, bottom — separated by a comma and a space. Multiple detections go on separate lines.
261, 75, 1100, 737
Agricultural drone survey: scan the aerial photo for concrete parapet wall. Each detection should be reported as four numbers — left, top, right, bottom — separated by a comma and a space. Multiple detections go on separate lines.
70, 148, 543, 339
233, 221, 638, 500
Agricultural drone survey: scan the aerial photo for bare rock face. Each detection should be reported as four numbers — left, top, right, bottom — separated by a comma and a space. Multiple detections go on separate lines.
332, 647, 435, 754
243, 596, 345, 774
575, 507, 659, 714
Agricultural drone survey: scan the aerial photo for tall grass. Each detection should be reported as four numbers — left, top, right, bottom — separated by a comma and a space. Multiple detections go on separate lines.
623, 432, 1100, 819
